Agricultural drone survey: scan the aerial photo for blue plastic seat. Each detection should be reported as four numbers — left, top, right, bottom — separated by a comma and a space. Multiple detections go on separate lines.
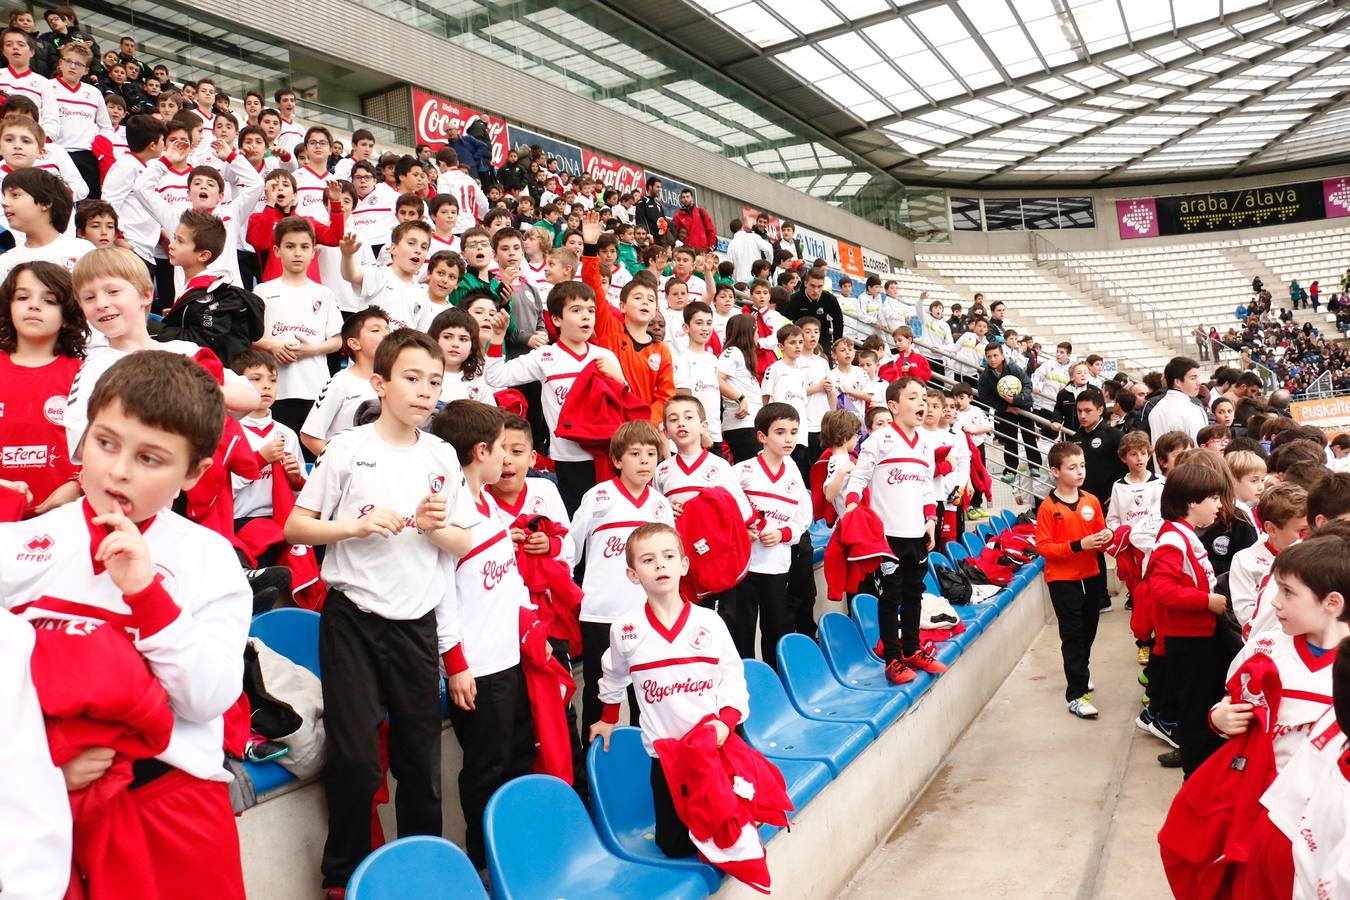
587, 728, 722, 892
741, 660, 870, 776
348, 835, 487, 900
244, 609, 322, 794
485, 775, 710, 900
809, 519, 832, 566
248, 608, 321, 676
849, 595, 939, 695
976, 521, 995, 540
963, 531, 985, 559
818, 612, 892, 690
773, 757, 832, 816
776, 635, 908, 737
945, 541, 968, 564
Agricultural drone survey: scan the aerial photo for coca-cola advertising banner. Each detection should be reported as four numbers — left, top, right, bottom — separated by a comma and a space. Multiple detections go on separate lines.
410, 88, 507, 167
506, 125, 583, 178
582, 149, 645, 195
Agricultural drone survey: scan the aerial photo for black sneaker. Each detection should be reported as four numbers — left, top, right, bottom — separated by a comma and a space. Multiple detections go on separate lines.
246, 566, 293, 599
1157, 748, 1183, 768
1147, 718, 1180, 749
1124, 596, 1133, 611
1099, 596, 1113, 612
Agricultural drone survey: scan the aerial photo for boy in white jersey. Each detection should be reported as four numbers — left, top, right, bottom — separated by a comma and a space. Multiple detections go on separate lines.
230, 350, 304, 527
483, 280, 626, 514
1210, 536, 1347, 771
572, 421, 674, 734
285, 329, 471, 894
1230, 483, 1308, 631
38, 43, 109, 198
339, 219, 430, 331
1106, 429, 1166, 599
427, 193, 463, 255
434, 146, 485, 233
655, 395, 755, 627
252, 216, 342, 433
0, 113, 87, 236
427, 399, 541, 869
137, 137, 264, 289
0, 27, 44, 110
672, 302, 722, 445
845, 377, 947, 685
734, 403, 812, 668
589, 522, 749, 859
951, 383, 993, 517
100, 115, 167, 266
797, 317, 833, 466
1, 351, 251, 897
0, 166, 95, 280
831, 337, 871, 413
349, 160, 398, 253
299, 307, 388, 458
487, 415, 573, 565
760, 323, 809, 477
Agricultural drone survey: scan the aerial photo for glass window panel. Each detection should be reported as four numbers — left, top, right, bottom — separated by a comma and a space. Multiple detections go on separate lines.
950, 196, 983, 230
1020, 197, 1060, 229
984, 198, 1025, 230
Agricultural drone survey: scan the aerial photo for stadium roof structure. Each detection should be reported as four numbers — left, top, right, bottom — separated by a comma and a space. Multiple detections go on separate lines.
604, 0, 1350, 188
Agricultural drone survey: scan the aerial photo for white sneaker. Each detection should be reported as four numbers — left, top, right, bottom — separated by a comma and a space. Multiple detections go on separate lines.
1068, 695, 1099, 718
1088, 679, 1095, 691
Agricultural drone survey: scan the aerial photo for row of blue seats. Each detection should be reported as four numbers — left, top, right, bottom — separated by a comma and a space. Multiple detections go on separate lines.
248, 516, 1041, 898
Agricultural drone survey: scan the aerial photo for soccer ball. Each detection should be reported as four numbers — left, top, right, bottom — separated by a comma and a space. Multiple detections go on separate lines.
997, 374, 1022, 401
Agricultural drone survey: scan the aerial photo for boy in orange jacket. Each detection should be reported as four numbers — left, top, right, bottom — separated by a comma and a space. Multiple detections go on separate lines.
1036, 441, 1113, 719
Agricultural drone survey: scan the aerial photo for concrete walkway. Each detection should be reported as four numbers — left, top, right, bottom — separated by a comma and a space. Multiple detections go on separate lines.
840, 607, 1180, 900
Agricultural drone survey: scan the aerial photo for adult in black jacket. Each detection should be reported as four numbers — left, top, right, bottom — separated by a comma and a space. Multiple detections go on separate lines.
785, 268, 844, 347
1067, 388, 1125, 512
977, 342, 1043, 480
634, 175, 665, 240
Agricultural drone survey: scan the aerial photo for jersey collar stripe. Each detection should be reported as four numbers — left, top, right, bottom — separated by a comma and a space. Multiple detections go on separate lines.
593, 519, 650, 533
630, 655, 719, 673
756, 454, 784, 483
745, 489, 795, 505
83, 499, 155, 573
878, 457, 929, 468
1294, 635, 1337, 672
455, 527, 509, 569
612, 478, 649, 508
487, 485, 527, 517
555, 341, 589, 363
675, 450, 708, 476
643, 600, 692, 643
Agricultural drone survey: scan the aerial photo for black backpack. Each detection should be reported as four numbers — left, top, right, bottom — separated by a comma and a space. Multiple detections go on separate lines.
155, 278, 264, 367
936, 564, 974, 605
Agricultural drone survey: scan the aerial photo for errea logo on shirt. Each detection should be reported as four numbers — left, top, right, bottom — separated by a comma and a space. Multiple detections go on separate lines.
17, 533, 53, 562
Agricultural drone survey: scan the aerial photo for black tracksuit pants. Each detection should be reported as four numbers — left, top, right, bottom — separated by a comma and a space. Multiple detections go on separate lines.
878, 536, 927, 661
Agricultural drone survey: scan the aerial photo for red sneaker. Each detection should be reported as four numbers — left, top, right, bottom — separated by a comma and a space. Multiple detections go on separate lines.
902, 641, 948, 675
885, 659, 915, 684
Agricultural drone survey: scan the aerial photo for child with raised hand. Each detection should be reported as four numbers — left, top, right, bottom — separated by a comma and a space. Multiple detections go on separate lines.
1037, 441, 1113, 719
339, 220, 430, 331
428, 306, 494, 407
299, 306, 389, 458
2, 351, 252, 898
844, 378, 945, 685
717, 312, 762, 464
0, 261, 86, 516
251, 216, 343, 433
588, 522, 749, 860
1145, 462, 1232, 776
571, 420, 675, 735
285, 329, 471, 894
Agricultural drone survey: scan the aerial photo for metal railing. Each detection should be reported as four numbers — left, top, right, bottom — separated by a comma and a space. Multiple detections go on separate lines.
294, 99, 412, 151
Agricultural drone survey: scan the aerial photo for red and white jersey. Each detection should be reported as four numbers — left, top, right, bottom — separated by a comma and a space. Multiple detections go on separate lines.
654, 449, 753, 525
761, 359, 807, 447
435, 168, 486, 233
297, 425, 468, 635
275, 118, 304, 160
0, 65, 45, 109
662, 273, 707, 306
101, 154, 158, 261
672, 350, 722, 441
1230, 540, 1278, 631
255, 278, 344, 401
484, 341, 625, 463
1262, 709, 1346, 850
523, 259, 549, 296
800, 353, 831, 433
717, 345, 762, 436
0, 352, 82, 514
1290, 738, 1350, 900
0, 500, 250, 780
571, 479, 674, 623
39, 76, 110, 150
299, 366, 378, 445
1223, 631, 1338, 769
445, 492, 529, 677
194, 107, 216, 143
438, 370, 496, 407
232, 414, 302, 520
351, 182, 399, 248
598, 601, 748, 756
0, 233, 95, 282
429, 231, 461, 257
736, 453, 811, 575
0, 610, 72, 900
487, 476, 574, 566
415, 298, 453, 333
0, 152, 85, 245
844, 424, 937, 539
292, 165, 332, 225
605, 263, 632, 309
98, 124, 127, 159
356, 265, 425, 332
1247, 565, 1283, 642
1106, 473, 1165, 557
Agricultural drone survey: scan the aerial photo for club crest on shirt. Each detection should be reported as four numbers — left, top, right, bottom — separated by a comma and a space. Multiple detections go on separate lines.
44, 395, 66, 426
648, 354, 661, 371
1081, 506, 1095, 522
689, 625, 711, 651
312, 298, 323, 314
428, 474, 445, 494
153, 563, 176, 595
